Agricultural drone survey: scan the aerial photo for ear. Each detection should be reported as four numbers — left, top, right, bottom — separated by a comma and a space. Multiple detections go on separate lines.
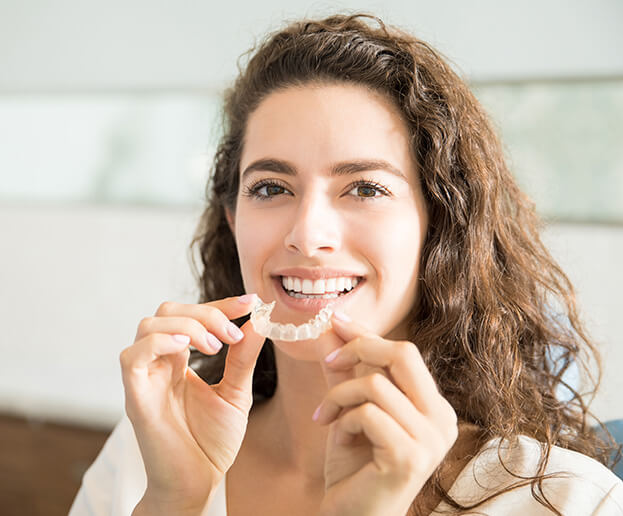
225, 207, 235, 234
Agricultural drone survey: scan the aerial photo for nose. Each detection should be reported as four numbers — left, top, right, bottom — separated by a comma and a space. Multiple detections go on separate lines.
284, 191, 340, 256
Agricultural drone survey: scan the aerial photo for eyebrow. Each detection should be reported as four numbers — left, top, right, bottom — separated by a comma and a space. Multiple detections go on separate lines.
241, 158, 408, 182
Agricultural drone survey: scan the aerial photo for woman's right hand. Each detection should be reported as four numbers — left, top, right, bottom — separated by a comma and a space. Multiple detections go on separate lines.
119, 293, 264, 515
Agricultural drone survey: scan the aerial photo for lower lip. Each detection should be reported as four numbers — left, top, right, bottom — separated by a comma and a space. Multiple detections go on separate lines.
272, 277, 364, 313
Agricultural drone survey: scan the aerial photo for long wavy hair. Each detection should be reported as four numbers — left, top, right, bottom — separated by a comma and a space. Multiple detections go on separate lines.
188, 12, 619, 514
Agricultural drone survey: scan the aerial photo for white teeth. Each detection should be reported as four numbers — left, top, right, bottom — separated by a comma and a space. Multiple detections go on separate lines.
280, 275, 362, 295
302, 279, 314, 294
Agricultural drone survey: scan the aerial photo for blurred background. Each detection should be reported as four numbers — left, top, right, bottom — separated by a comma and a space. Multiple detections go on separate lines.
0, 0, 622, 514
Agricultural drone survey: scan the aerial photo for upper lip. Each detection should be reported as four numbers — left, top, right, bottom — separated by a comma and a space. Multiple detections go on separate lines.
271, 267, 366, 280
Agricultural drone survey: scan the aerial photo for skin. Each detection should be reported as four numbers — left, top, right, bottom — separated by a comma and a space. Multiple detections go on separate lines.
122, 83, 460, 516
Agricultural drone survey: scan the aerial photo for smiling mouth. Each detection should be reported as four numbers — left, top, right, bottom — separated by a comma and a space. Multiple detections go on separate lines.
279, 276, 364, 299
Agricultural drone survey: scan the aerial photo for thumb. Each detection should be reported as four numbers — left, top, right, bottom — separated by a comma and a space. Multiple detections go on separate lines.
218, 317, 266, 408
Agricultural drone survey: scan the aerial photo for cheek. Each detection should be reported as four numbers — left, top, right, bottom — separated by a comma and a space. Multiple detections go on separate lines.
234, 207, 285, 286
364, 209, 426, 292
235, 221, 263, 279
358, 207, 425, 258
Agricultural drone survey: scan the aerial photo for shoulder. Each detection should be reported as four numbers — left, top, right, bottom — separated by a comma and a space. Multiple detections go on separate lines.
435, 435, 623, 515
69, 415, 147, 515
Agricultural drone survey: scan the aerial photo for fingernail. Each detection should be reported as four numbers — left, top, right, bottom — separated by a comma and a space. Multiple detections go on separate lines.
324, 348, 341, 363
205, 332, 223, 352
312, 405, 322, 422
238, 293, 257, 304
227, 323, 244, 342
333, 310, 351, 322
172, 334, 190, 345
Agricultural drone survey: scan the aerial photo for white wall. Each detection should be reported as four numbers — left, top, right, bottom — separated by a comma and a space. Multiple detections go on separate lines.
0, 203, 201, 427
1, 0, 622, 93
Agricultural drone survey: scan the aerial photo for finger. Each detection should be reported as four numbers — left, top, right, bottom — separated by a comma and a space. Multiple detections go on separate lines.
154, 294, 258, 345
157, 293, 258, 320
120, 333, 191, 406
202, 293, 259, 319
135, 316, 225, 354
120, 332, 190, 372
335, 403, 451, 481
313, 374, 425, 441
323, 331, 441, 416
217, 317, 267, 410
333, 403, 420, 475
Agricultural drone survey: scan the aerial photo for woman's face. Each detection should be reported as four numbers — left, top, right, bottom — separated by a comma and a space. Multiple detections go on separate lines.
231, 83, 428, 361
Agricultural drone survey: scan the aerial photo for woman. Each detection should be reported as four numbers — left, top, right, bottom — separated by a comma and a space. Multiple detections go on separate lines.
70, 12, 623, 515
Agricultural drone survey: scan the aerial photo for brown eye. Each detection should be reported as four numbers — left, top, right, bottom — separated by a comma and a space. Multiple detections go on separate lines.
264, 184, 285, 196
346, 180, 391, 201
357, 185, 377, 198
242, 179, 291, 200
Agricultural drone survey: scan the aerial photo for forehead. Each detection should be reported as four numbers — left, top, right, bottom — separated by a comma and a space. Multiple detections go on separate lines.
240, 83, 416, 178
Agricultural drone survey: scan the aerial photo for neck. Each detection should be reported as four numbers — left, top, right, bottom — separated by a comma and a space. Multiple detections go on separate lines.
248, 346, 330, 483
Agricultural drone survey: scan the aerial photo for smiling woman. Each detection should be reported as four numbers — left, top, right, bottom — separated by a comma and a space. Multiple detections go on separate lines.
70, 12, 622, 516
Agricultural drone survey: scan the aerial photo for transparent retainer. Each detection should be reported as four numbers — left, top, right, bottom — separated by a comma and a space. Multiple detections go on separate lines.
250, 297, 334, 341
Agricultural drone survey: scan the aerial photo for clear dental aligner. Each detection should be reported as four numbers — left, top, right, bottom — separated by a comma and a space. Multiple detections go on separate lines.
250, 297, 334, 341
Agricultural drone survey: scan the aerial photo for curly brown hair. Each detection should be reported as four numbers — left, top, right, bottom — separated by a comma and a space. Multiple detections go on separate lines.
188, 12, 619, 514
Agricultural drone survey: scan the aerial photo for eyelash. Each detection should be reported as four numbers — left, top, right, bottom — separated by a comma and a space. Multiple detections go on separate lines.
241, 178, 392, 202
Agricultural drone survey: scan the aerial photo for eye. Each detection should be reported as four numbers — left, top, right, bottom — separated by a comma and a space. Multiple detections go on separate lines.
347, 179, 391, 200
242, 179, 291, 201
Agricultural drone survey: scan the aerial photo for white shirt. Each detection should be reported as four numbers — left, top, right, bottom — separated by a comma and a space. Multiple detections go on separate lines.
69, 416, 623, 515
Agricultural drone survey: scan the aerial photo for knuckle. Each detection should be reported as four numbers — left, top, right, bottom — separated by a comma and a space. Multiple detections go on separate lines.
199, 304, 221, 326
352, 335, 365, 347
359, 402, 377, 419
156, 301, 175, 316
137, 316, 156, 332
397, 340, 411, 352
144, 333, 161, 347
398, 340, 419, 360
119, 347, 132, 369
366, 372, 387, 392
217, 377, 253, 413
383, 442, 420, 479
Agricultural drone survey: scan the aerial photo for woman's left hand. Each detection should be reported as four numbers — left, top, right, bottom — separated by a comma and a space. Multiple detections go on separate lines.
315, 313, 458, 516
